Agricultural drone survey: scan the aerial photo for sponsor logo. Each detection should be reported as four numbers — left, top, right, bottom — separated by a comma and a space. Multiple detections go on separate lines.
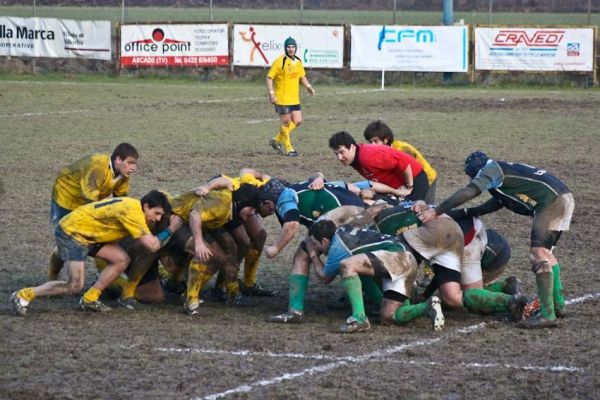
0, 24, 55, 40
238, 26, 271, 64
378, 26, 434, 50
492, 30, 564, 47
566, 42, 580, 56
123, 28, 190, 53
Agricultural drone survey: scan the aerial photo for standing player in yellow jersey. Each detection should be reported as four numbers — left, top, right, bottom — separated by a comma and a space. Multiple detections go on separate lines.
10, 191, 179, 316
48, 143, 140, 280
267, 37, 316, 157
363, 120, 438, 204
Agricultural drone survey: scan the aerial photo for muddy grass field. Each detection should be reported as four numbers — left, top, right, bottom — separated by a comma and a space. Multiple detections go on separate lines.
1, 78, 599, 399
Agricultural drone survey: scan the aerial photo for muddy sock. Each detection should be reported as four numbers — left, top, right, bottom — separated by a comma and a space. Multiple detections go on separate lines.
462, 288, 511, 314
360, 275, 382, 306
537, 271, 556, 320
243, 248, 261, 287
551, 264, 565, 311
18, 287, 36, 302
288, 274, 308, 312
224, 280, 240, 297
393, 301, 428, 324
342, 275, 367, 323
483, 281, 505, 293
187, 261, 210, 305
83, 287, 101, 303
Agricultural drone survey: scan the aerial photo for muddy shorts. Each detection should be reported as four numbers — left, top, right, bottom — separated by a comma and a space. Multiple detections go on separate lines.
402, 215, 464, 273
531, 193, 574, 249
461, 219, 487, 285
366, 250, 418, 298
55, 226, 99, 262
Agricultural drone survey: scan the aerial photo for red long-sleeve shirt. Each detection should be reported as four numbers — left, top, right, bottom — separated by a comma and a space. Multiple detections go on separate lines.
351, 144, 423, 189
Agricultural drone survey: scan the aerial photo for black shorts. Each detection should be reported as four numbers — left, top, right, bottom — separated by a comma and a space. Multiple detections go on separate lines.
275, 104, 301, 114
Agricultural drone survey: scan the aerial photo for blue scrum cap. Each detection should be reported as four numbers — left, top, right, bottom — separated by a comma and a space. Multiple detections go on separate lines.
464, 151, 489, 178
284, 37, 297, 48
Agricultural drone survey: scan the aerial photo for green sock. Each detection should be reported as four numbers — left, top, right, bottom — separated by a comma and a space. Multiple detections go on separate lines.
484, 281, 505, 293
536, 271, 556, 320
393, 301, 428, 324
462, 288, 511, 314
288, 274, 308, 312
342, 275, 367, 323
360, 275, 383, 306
552, 264, 565, 311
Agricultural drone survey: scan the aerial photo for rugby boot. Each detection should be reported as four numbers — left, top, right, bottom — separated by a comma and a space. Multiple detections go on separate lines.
337, 316, 371, 334
268, 309, 304, 323
427, 296, 445, 331
269, 139, 284, 155
285, 150, 301, 157
10, 291, 29, 317
517, 314, 559, 329
184, 300, 202, 315
507, 294, 529, 322
239, 281, 275, 297
118, 297, 139, 311
79, 297, 112, 312
555, 305, 567, 318
503, 276, 521, 296
225, 292, 250, 307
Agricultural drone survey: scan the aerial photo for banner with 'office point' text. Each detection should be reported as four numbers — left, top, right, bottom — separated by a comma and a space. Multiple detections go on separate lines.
0, 16, 111, 60
475, 27, 594, 72
232, 24, 344, 69
350, 25, 469, 72
120, 24, 229, 68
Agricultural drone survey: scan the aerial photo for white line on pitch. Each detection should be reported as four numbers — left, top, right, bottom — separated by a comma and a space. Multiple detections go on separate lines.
198, 292, 600, 399
381, 358, 583, 373
0, 109, 92, 118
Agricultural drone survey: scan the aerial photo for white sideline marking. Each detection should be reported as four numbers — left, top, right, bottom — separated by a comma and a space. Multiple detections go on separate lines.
382, 359, 583, 373
0, 109, 92, 118
198, 293, 600, 399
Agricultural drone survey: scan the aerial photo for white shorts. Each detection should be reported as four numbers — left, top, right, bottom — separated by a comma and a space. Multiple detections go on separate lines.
461, 219, 487, 285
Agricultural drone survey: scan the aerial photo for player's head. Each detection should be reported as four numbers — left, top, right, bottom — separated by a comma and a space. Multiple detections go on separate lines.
141, 190, 172, 223
329, 131, 357, 166
284, 37, 297, 57
308, 219, 337, 253
112, 143, 139, 177
257, 178, 288, 217
233, 184, 263, 221
363, 120, 394, 146
464, 151, 489, 178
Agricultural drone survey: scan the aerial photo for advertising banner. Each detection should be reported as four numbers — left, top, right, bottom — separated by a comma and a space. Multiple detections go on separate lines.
0, 16, 111, 60
232, 24, 344, 68
120, 24, 229, 67
350, 25, 469, 72
475, 27, 594, 71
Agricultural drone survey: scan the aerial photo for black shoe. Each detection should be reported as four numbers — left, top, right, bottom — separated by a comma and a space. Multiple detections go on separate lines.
286, 150, 301, 157
517, 314, 559, 329
508, 294, 529, 322
503, 276, 521, 296
239, 282, 275, 297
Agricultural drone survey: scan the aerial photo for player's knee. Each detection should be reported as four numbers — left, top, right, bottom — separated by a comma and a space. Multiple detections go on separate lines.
440, 290, 463, 308
529, 247, 551, 273
252, 229, 267, 248
339, 261, 354, 277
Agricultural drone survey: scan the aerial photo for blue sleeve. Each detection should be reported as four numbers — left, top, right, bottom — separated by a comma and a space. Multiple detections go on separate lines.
352, 180, 372, 190
276, 188, 299, 220
470, 160, 504, 192
322, 235, 351, 277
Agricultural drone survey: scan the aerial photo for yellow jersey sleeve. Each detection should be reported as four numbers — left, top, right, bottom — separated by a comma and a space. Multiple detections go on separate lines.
170, 191, 202, 222
392, 140, 437, 185
267, 54, 305, 106
239, 173, 269, 188
59, 197, 150, 245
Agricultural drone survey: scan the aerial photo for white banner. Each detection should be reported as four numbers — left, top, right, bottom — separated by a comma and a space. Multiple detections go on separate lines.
475, 27, 594, 72
120, 24, 229, 67
351, 25, 469, 72
0, 17, 111, 60
232, 24, 344, 69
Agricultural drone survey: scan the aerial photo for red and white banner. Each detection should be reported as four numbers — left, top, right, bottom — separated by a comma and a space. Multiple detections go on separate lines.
0, 17, 111, 60
120, 24, 229, 67
475, 27, 594, 71
232, 24, 344, 68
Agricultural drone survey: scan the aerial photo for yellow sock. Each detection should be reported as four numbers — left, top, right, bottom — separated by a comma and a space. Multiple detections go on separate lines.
243, 249, 261, 287
225, 280, 240, 297
158, 263, 171, 280
121, 274, 143, 299
186, 261, 211, 305
83, 287, 101, 303
112, 274, 128, 291
18, 287, 36, 302
47, 251, 64, 280
281, 121, 296, 153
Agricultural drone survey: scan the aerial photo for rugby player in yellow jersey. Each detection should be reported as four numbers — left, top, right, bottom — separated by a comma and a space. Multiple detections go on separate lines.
10, 191, 178, 316
194, 169, 276, 297
267, 37, 315, 157
363, 120, 438, 204
47, 143, 140, 280
161, 184, 265, 314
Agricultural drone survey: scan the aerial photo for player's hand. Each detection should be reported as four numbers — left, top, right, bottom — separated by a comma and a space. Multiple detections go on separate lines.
307, 85, 315, 96
168, 214, 183, 232
308, 176, 325, 190
194, 239, 212, 262
194, 185, 210, 196
411, 200, 428, 214
265, 245, 279, 259
417, 208, 438, 223
269, 93, 277, 104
